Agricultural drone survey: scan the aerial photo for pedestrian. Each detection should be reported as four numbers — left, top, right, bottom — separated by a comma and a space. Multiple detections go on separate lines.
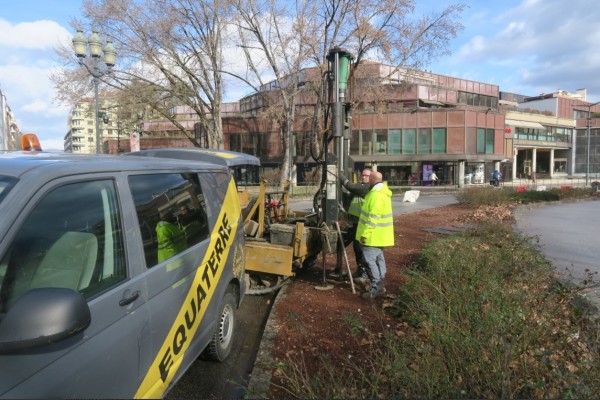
340, 168, 372, 282
491, 169, 501, 186
431, 171, 439, 186
356, 171, 395, 299
156, 209, 187, 263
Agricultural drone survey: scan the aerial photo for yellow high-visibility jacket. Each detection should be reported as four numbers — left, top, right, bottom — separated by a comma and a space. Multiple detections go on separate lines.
156, 221, 187, 263
356, 183, 394, 247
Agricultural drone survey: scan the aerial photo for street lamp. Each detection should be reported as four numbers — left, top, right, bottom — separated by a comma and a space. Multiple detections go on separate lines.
72, 29, 117, 154
583, 101, 600, 186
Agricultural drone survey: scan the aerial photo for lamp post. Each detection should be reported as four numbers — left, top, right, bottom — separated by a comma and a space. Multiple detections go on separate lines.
72, 29, 117, 154
117, 121, 121, 154
584, 101, 600, 186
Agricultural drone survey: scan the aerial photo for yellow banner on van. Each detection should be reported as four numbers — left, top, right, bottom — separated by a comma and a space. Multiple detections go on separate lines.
135, 177, 240, 399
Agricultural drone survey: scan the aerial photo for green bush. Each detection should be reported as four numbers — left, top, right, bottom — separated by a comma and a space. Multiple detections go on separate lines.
512, 190, 560, 203
390, 223, 600, 398
458, 186, 595, 206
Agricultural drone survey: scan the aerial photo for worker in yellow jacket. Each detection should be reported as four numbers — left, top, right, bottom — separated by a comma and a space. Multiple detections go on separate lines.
340, 168, 372, 281
156, 210, 187, 263
356, 171, 394, 299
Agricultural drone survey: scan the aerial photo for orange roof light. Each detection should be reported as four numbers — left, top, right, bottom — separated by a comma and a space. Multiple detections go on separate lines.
21, 134, 43, 152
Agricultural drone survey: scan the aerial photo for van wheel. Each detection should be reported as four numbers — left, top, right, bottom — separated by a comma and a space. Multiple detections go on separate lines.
203, 290, 236, 361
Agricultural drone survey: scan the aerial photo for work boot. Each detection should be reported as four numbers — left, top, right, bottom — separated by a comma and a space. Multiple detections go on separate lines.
361, 287, 386, 300
354, 276, 370, 285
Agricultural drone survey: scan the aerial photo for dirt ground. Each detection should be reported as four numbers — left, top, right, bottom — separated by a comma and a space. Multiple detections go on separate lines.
266, 203, 477, 397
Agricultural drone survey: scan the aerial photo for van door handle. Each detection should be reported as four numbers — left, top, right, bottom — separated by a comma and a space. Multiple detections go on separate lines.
119, 291, 140, 307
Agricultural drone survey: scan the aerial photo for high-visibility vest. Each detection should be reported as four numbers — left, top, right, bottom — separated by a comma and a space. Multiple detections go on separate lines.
156, 221, 187, 263
348, 196, 363, 217
355, 183, 394, 247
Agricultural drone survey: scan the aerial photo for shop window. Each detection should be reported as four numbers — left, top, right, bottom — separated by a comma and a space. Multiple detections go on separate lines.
554, 159, 567, 173
361, 130, 372, 155
374, 130, 388, 154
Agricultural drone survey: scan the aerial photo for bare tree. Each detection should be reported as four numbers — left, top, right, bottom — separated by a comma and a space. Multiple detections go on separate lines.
53, 0, 229, 148
226, 0, 315, 187
227, 0, 466, 185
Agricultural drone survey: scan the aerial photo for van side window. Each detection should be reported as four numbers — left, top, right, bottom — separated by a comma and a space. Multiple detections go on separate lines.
128, 173, 209, 268
0, 180, 127, 312
198, 171, 232, 221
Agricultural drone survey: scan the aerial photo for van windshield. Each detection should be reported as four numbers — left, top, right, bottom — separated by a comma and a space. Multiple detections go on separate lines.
0, 176, 17, 204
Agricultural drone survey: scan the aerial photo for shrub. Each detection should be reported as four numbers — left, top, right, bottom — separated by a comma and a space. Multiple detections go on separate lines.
456, 187, 514, 205
391, 223, 600, 398
272, 222, 600, 399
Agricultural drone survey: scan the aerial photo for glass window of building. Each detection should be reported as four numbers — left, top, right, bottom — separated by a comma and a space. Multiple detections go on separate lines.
432, 128, 446, 153
361, 130, 372, 155
350, 130, 360, 154
388, 129, 401, 154
403, 129, 416, 154
418, 128, 431, 154
374, 130, 388, 154
486, 129, 495, 154
477, 128, 495, 153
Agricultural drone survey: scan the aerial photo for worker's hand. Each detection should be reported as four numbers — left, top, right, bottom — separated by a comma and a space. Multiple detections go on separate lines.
360, 236, 366, 244
339, 172, 348, 186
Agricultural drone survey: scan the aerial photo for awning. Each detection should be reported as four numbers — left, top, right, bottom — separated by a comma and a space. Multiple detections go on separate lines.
505, 119, 545, 129
419, 99, 445, 106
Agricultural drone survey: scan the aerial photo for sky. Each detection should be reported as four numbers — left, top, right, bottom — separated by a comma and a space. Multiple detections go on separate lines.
1, 0, 599, 151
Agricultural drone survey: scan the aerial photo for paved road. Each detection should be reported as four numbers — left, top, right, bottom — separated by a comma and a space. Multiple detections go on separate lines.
167, 292, 276, 399
291, 193, 459, 216
515, 200, 600, 309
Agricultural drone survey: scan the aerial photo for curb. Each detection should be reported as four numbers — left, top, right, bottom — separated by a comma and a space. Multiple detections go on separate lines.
245, 284, 290, 399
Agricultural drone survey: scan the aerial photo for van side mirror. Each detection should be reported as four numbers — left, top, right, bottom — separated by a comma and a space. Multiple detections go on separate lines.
0, 288, 91, 354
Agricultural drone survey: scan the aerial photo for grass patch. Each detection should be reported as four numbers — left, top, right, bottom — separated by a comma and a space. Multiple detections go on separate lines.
273, 222, 600, 399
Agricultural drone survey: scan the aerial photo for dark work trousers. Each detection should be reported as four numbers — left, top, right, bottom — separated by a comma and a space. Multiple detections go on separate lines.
347, 217, 367, 277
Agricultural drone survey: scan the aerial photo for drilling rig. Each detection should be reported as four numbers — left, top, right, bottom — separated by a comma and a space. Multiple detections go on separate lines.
310, 47, 356, 281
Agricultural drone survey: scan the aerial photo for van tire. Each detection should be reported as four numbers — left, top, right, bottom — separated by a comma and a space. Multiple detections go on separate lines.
203, 289, 237, 361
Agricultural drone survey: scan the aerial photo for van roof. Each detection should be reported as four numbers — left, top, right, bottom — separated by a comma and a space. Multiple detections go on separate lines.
125, 148, 260, 167
0, 151, 227, 180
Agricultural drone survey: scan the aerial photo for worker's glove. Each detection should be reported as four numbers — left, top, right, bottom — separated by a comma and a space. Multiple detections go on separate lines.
339, 172, 348, 186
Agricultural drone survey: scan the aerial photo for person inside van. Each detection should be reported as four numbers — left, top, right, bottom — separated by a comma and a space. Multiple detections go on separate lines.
156, 210, 187, 263
178, 204, 204, 245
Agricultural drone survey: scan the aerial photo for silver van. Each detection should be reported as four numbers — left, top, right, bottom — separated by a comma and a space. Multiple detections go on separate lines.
0, 151, 245, 398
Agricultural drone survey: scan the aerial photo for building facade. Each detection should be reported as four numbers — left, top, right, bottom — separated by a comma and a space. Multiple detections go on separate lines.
0, 90, 20, 151
65, 97, 122, 154
70, 65, 598, 186
222, 62, 506, 186
505, 90, 600, 181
